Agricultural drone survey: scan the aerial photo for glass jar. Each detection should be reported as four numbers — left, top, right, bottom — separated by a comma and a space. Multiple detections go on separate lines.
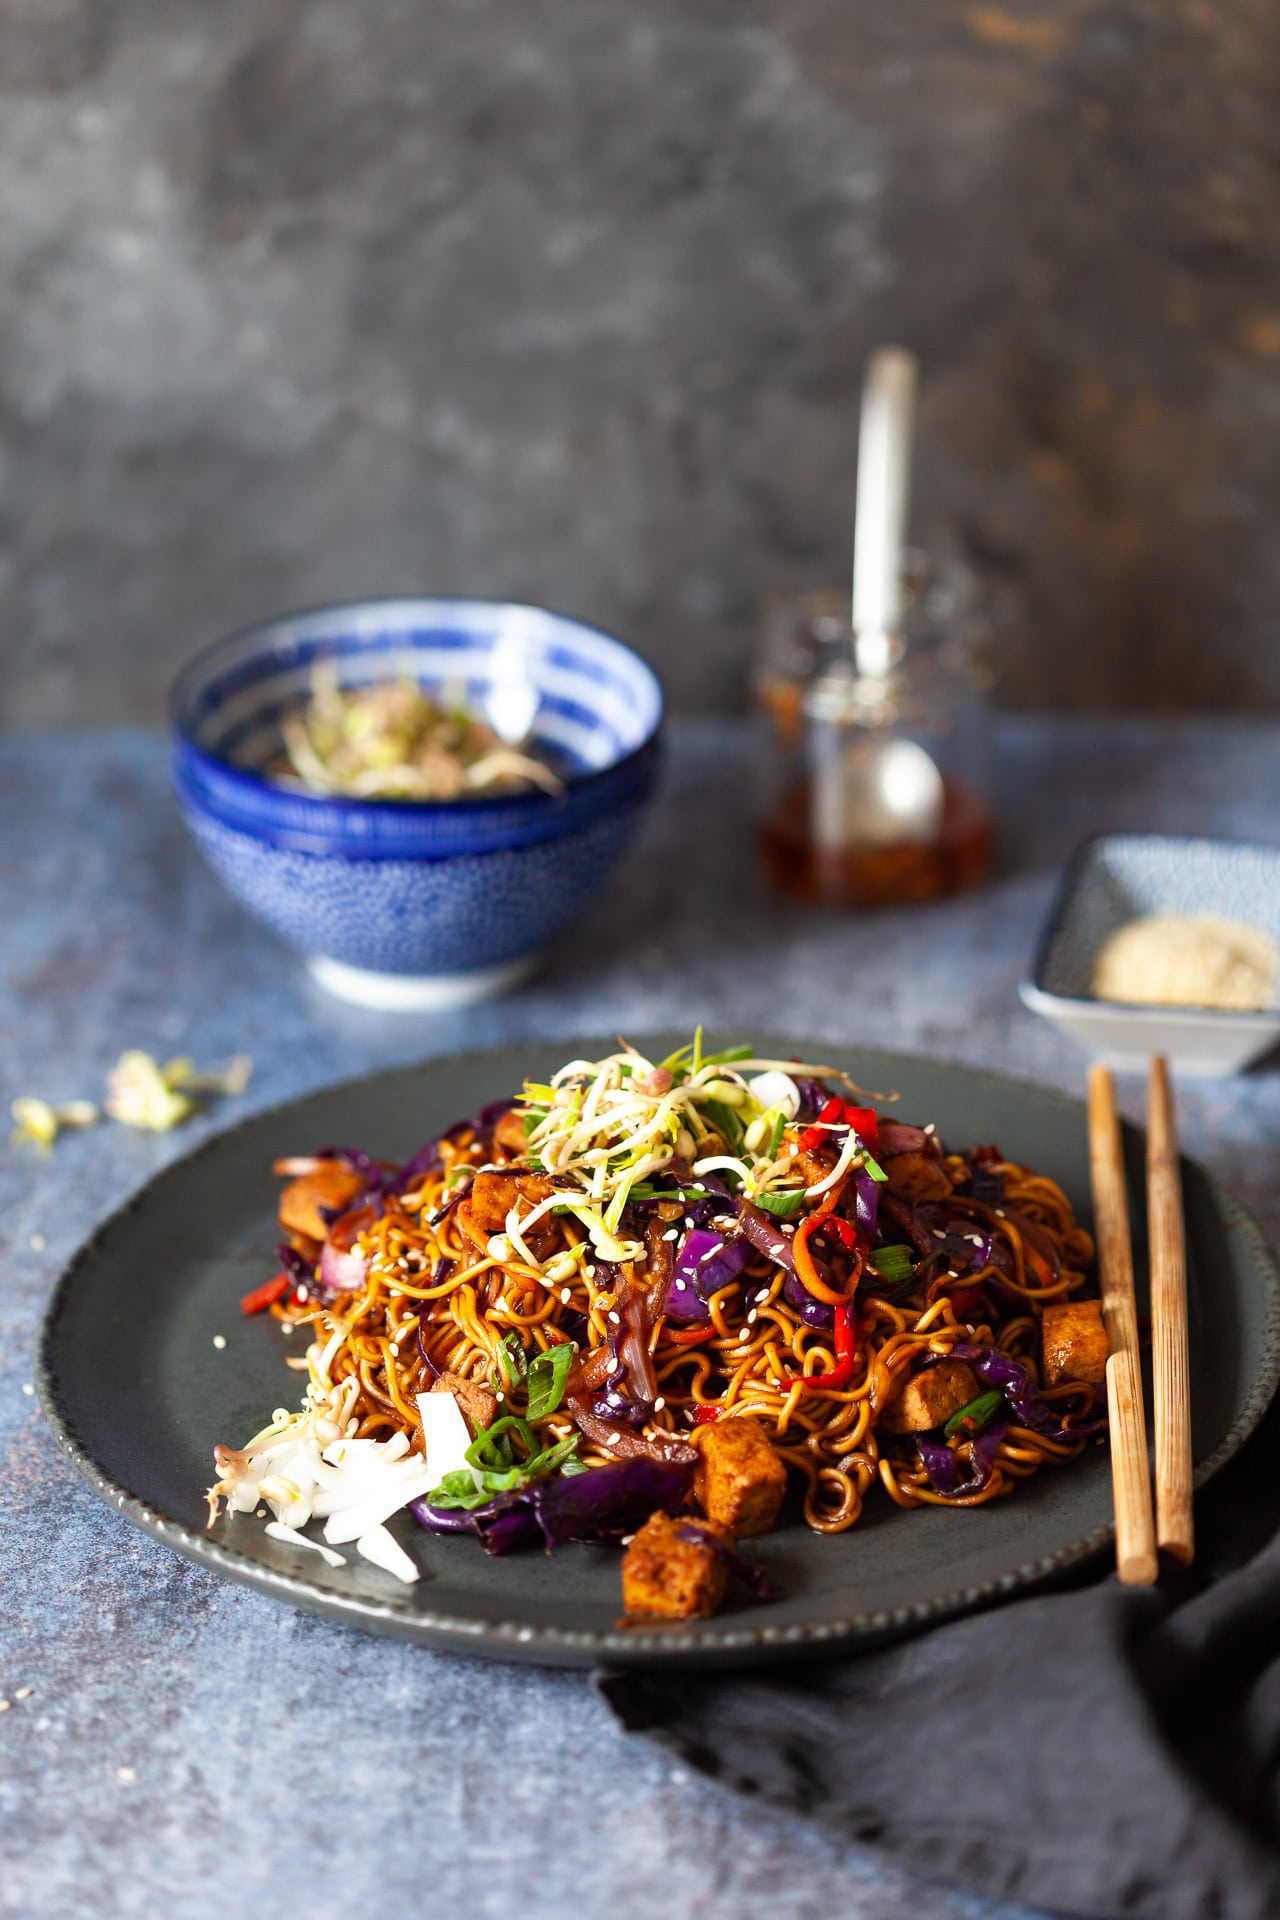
754, 554, 994, 907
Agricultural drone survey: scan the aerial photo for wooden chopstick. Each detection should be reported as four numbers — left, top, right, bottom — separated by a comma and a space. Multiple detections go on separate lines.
1147, 1056, 1194, 1566
1087, 1064, 1158, 1585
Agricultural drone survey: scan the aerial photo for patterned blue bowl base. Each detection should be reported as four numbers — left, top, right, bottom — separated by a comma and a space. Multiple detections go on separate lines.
184, 803, 646, 976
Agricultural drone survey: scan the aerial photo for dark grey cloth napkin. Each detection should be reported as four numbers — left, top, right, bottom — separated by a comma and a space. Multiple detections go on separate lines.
599, 1397, 1280, 1920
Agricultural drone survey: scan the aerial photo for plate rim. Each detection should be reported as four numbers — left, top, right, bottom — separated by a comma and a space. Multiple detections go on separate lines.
35, 1038, 1280, 1668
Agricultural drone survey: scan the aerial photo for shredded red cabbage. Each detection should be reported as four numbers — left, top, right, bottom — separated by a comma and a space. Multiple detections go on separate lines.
738, 1200, 835, 1327
663, 1269, 711, 1323
410, 1456, 694, 1555
275, 1242, 313, 1287
783, 1271, 836, 1329
676, 1227, 752, 1301
916, 1424, 1008, 1498
948, 1342, 1108, 1443
795, 1076, 834, 1119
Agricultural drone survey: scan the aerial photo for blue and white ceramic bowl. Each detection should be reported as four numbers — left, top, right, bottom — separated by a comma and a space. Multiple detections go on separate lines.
170, 599, 663, 1008
1020, 833, 1280, 1076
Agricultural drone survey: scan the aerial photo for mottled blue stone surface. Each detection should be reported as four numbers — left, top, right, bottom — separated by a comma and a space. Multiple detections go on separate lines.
4, 718, 1279, 1920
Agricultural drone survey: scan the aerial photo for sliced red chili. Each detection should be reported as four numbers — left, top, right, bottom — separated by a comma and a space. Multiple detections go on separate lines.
843, 1104, 878, 1149
824, 1214, 858, 1252
240, 1272, 292, 1316
946, 1283, 983, 1320
796, 1299, 858, 1395
800, 1096, 844, 1152
692, 1404, 723, 1424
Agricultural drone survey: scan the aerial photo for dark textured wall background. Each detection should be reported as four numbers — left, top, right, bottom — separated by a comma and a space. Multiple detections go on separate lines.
3, 0, 1280, 726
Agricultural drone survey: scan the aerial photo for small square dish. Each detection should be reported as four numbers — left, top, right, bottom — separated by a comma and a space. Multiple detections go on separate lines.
1019, 833, 1280, 1076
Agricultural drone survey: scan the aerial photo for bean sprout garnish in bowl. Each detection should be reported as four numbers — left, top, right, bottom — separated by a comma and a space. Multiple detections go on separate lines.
273, 663, 564, 801
209, 1033, 1110, 1618
168, 598, 663, 1008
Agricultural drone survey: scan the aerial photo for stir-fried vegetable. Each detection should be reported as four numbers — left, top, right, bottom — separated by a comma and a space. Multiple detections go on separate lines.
274, 661, 564, 801
511, 1032, 881, 1267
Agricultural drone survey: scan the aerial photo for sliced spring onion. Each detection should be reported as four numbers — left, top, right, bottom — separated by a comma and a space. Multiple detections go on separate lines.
870, 1244, 914, 1282
525, 1341, 576, 1421
944, 1389, 1005, 1439
752, 1187, 808, 1218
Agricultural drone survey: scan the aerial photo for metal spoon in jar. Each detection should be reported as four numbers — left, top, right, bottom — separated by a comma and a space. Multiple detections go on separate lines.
812, 348, 944, 853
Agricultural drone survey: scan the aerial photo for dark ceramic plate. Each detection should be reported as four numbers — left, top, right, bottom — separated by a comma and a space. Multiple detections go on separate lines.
37, 1037, 1280, 1670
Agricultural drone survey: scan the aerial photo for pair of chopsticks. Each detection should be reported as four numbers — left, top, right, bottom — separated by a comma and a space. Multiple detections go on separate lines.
1087, 1058, 1193, 1585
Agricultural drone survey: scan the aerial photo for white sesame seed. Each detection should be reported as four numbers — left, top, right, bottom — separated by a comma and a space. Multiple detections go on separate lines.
605, 1432, 620, 1446
607, 1358, 621, 1375
212, 1335, 227, 1350
117, 1767, 136, 1783
747, 1309, 758, 1324
995, 1209, 1006, 1218
560, 1287, 572, 1304
295, 1286, 309, 1302
256, 1508, 266, 1518
495, 1390, 506, 1403
755, 1289, 771, 1304
280, 1322, 292, 1334
585, 1265, 596, 1279
21, 1383, 34, 1397
653, 1396, 665, 1411
608, 1311, 621, 1325
737, 1327, 751, 1343
14, 1688, 31, 1701
29, 1233, 46, 1252
924, 1124, 937, 1136
931, 1230, 946, 1240
0, 1702, 9, 1713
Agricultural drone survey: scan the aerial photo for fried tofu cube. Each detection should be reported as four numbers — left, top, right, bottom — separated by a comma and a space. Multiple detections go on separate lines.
278, 1163, 365, 1241
491, 1107, 531, 1159
468, 1169, 557, 1248
621, 1511, 730, 1619
1041, 1299, 1110, 1388
693, 1414, 787, 1538
879, 1359, 980, 1434
432, 1371, 497, 1437
884, 1151, 954, 1205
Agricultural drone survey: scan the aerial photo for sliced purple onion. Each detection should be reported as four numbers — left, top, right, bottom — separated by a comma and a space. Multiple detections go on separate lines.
320, 1237, 370, 1296
853, 1168, 880, 1242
